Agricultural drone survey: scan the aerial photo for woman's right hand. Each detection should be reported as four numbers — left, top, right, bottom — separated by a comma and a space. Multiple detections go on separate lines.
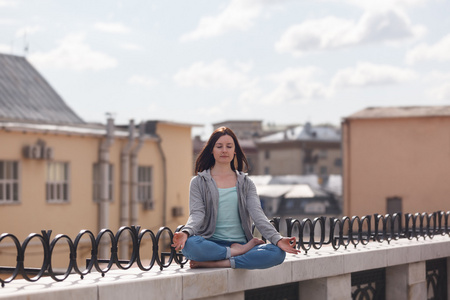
276, 237, 301, 254
171, 231, 188, 251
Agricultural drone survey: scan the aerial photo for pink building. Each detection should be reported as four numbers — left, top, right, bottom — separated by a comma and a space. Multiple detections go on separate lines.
342, 106, 450, 217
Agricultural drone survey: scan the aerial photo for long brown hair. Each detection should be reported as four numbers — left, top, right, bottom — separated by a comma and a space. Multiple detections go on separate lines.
195, 126, 249, 174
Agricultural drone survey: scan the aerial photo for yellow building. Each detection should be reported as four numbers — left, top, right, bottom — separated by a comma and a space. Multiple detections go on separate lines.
342, 106, 450, 217
0, 54, 193, 255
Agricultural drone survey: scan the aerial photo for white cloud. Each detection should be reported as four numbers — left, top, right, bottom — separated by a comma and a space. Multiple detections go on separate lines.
94, 22, 130, 34
173, 59, 252, 89
180, 0, 285, 42
405, 34, 450, 64
28, 33, 117, 71
357, 10, 425, 43
276, 9, 425, 56
127, 75, 158, 88
15, 25, 42, 37
344, 0, 430, 11
258, 67, 331, 105
331, 62, 417, 88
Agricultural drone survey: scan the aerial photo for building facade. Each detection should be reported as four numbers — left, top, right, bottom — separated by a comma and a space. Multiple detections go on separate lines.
0, 120, 192, 237
212, 120, 264, 140
342, 106, 450, 217
0, 54, 193, 267
256, 123, 342, 181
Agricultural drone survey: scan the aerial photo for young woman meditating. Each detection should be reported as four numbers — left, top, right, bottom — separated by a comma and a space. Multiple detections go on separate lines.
171, 127, 300, 269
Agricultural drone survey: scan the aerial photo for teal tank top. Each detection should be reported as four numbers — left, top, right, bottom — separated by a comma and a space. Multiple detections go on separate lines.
210, 186, 247, 243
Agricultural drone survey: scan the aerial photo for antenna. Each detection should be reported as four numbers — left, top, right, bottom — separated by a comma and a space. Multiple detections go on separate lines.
23, 31, 29, 56
105, 112, 116, 119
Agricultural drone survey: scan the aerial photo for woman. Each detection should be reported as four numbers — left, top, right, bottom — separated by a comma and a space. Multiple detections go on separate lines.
171, 127, 300, 269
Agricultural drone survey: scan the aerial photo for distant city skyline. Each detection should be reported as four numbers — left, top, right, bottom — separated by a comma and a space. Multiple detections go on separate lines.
1, 0, 449, 138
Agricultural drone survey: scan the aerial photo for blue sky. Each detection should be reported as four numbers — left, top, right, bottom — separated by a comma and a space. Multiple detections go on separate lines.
1, 0, 449, 136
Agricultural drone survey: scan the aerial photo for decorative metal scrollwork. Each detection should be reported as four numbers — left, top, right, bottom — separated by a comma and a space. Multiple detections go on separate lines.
0, 211, 449, 287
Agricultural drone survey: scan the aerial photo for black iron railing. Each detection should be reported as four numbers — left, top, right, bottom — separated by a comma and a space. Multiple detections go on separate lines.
351, 268, 386, 300
0, 211, 449, 287
426, 258, 448, 299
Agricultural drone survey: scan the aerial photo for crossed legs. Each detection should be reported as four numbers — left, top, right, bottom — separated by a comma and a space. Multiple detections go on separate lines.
181, 236, 285, 269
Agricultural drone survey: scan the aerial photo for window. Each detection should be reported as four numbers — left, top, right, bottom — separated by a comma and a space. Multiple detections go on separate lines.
93, 163, 114, 202
264, 167, 270, 175
138, 166, 153, 209
320, 166, 327, 175
305, 164, 314, 174
265, 150, 270, 159
0, 160, 19, 203
46, 162, 69, 203
386, 197, 402, 215
334, 158, 342, 167
318, 149, 327, 159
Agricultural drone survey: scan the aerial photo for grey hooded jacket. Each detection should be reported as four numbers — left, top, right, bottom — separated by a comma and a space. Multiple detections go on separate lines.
182, 169, 282, 245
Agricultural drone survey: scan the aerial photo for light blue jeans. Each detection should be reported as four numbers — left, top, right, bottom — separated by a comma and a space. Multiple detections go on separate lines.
181, 236, 286, 269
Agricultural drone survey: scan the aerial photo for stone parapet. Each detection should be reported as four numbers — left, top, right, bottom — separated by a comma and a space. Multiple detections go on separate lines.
1, 235, 449, 300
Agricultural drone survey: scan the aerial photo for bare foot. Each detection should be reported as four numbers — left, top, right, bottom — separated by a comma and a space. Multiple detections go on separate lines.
230, 238, 265, 257
189, 260, 201, 268
190, 260, 231, 268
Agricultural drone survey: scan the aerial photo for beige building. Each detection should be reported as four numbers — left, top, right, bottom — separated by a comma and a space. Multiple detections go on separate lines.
0, 54, 193, 268
342, 106, 450, 217
0, 120, 192, 238
212, 120, 264, 140
256, 123, 342, 181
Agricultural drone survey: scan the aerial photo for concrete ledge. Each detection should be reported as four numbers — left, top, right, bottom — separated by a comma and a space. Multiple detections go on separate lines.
1, 235, 449, 300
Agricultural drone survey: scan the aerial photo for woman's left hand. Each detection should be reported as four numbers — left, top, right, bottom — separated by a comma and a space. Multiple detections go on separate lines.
276, 237, 301, 254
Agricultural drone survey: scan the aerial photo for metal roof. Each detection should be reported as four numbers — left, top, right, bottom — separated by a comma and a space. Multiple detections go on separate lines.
255, 184, 294, 198
258, 122, 340, 143
0, 120, 159, 140
284, 184, 328, 199
0, 53, 85, 124
250, 174, 321, 188
346, 106, 450, 120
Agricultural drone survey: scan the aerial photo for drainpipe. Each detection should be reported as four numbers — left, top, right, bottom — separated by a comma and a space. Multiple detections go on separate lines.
342, 119, 350, 217
130, 122, 145, 226
99, 117, 114, 233
119, 120, 135, 258
120, 120, 135, 227
156, 135, 167, 227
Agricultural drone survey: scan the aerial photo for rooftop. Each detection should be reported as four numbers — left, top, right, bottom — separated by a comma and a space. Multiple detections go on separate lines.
258, 122, 340, 144
0, 53, 84, 125
346, 106, 450, 120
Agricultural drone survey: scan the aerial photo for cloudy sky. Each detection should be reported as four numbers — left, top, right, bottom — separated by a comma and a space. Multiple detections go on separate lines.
1, 0, 449, 136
